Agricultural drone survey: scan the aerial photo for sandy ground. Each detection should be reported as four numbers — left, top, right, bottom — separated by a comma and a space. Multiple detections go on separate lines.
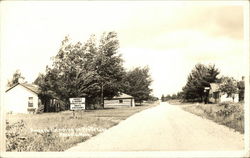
66, 102, 244, 151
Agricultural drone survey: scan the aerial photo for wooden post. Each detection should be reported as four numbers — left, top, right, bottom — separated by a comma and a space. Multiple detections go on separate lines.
100, 82, 104, 108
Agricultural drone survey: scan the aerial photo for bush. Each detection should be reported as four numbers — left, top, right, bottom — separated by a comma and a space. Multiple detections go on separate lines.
6, 120, 62, 151
218, 101, 233, 107
216, 102, 242, 117
6, 120, 28, 151
182, 102, 244, 133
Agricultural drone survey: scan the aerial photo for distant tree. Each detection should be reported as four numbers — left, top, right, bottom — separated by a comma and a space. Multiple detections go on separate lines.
182, 64, 220, 102
219, 76, 238, 101
7, 70, 25, 87
165, 94, 171, 100
161, 94, 165, 101
122, 66, 152, 104
171, 94, 177, 99
148, 95, 158, 101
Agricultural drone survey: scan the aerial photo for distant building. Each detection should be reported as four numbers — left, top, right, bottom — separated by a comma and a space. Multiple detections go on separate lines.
209, 83, 239, 103
5, 83, 42, 114
104, 93, 135, 108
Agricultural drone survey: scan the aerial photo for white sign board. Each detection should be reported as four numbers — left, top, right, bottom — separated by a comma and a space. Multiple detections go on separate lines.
70, 98, 85, 110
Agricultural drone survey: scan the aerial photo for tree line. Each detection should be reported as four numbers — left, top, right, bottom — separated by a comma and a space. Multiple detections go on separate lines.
162, 63, 245, 103
8, 32, 153, 109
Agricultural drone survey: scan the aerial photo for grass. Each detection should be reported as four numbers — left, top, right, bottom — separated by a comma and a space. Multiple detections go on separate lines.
169, 100, 244, 134
6, 101, 159, 151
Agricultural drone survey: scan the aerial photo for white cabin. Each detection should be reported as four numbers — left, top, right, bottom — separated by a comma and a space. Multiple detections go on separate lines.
5, 83, 41, 114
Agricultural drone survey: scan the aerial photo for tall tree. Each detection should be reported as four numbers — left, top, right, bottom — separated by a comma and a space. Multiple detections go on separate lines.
7, 70, 25, 87
95, 32, 125, 107
122, 66, 152, 104
35, 32, 125, 109
182, 64, 220, 102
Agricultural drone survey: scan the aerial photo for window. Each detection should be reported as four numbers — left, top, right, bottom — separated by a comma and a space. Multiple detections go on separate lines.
28, 97, 33, 107
119, 100, 123, 103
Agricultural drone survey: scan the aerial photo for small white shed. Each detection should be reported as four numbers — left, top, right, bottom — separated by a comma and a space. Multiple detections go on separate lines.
5, 83, 41, 114
209, 83, 239, 103
104, 93, 135, 108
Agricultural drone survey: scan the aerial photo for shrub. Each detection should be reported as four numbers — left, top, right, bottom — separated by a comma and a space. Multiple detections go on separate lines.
182, 101, 244, 133
218, 101, 233, 107
216, 102, 241, 117
6, 120, 28, 151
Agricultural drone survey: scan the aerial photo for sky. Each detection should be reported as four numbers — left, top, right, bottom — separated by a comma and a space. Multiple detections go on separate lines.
1, 1, 248, 98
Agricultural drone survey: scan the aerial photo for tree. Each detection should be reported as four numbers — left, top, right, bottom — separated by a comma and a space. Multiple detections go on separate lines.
171, 94, 177, 99
176, 91, 184, 99
182, 64, 220, 102
122, 66, 152, 104
7, 70, 25, 87
35, 32, 125, 109
219, 76, 238, 101
95, 32, 125, 107
148, 95, 158, 101
165, 94, 171, 100
161, 94, 165, 102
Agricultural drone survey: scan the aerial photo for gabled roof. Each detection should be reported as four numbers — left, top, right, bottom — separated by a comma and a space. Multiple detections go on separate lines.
113, 93, 134, 99
210, 83, 220, 93
6, 83, 40, 94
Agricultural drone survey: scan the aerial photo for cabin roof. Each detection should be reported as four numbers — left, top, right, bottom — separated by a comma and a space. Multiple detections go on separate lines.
6, 83, 40, 94
113, 93, 134, 99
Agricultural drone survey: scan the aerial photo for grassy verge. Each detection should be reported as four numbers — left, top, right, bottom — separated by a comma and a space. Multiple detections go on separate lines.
170, 100, 244, 134
6, 101, 159, 151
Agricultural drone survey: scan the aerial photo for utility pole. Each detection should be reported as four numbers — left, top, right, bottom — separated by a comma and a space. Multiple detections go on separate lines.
101, 81, 104, 108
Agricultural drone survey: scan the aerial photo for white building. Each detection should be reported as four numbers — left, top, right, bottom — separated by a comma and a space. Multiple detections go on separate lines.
5, 83, 41, 114
209, 83, 239, 103
104, 93, 135, 108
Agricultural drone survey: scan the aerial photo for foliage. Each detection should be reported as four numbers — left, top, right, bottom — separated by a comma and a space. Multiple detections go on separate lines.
161, 93, 183, 102
216, 102, 242, 118
182, 102, 244, 133
95, 32, 126, 101
122, 66, 152, 103
34, 32, 125, 108
7, 70, 25, 87
6, 120, 27, 151
182, 64, 220, 102
148, 95, 159, 101
218, 101, 232, 107
219, 76, 238, 98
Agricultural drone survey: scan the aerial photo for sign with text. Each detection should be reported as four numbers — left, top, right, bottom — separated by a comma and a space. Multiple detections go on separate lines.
70, 98, 85, 110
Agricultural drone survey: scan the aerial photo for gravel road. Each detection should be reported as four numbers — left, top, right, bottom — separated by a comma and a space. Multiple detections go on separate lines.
66, 102, 244, 151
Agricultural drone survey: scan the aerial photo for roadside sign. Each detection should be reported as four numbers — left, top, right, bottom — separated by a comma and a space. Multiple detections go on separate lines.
70, 98, 85, 110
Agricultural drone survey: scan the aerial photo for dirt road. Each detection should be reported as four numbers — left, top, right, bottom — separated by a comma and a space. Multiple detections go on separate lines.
66, 102, 244, 151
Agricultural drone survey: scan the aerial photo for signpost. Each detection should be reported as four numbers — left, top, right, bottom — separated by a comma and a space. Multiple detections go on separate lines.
70, 98, 85, 118
70, 98, 85, 110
